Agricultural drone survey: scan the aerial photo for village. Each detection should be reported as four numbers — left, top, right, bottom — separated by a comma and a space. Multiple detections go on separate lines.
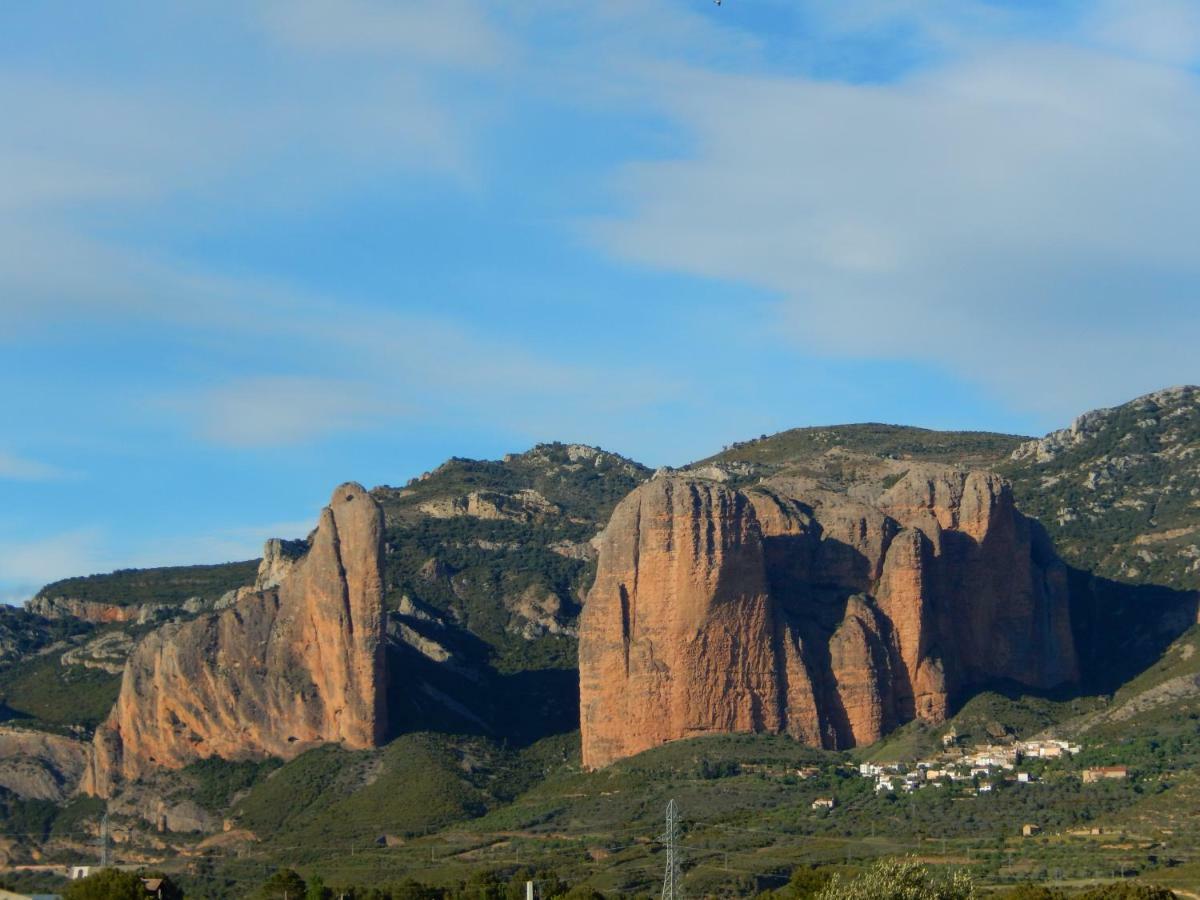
853, 730, 1125, 797
805, 729, 1130, 814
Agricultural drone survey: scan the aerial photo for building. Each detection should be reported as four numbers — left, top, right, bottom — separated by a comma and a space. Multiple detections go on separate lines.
1083, 766, 1128, 783
1022, 823, 1042, 837
812, 797, 835, 810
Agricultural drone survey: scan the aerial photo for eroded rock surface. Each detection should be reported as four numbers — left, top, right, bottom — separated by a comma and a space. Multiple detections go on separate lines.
0, 728, 90, 801
84, 483, 387, 796
579, 468, 1079, 768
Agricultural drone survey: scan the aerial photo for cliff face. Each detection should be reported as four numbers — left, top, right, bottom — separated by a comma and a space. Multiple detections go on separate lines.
84, 483, 387, 796
579, 467, 1078, 768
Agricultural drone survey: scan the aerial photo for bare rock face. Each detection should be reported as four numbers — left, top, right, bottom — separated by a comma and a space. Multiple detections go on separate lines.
0, 728, 90, 802
579, 479, 782, 769
579, 468, 1079, 767
84, 484, 387, 796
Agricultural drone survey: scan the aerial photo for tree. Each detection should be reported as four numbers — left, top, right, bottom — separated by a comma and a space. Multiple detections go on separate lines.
63, 869, 146, 900
258, 868, 308, 900
307, 874, 330, 900
780, 866, 836, 899
998, 888, 1066, 900
816, 858, 977, 900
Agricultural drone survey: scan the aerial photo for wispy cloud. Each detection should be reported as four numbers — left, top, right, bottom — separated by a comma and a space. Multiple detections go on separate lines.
0, 452, 70, 482
257, 0, 510, 66
591, 15, 1200, 415
162, 375, 402, 448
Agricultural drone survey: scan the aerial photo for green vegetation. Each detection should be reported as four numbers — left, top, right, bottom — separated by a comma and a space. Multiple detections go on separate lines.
375, 443, 650, 527
0, 605, 93, 663
1000, 389, 1200, 590
0, 649, 121, 730
816, 857, 977, 899
64, 868, 181, 900
36, 559, 260, 608
703, 424, 1024, 474
184, 757, 283, 813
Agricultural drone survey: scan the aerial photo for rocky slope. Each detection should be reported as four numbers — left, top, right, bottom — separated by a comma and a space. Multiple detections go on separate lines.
84, 483, 387, 796
1002, 385, 1200, 589
580, 466, 1080, 767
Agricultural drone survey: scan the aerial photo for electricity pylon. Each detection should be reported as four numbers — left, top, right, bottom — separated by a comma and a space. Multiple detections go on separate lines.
660, 799, 683, 900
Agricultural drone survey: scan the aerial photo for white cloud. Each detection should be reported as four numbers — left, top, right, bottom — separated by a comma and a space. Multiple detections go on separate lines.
257, 0, 510, 66
592, 35, 1200, 416
1085, 0, 1200, 66
165, 375, 401, 448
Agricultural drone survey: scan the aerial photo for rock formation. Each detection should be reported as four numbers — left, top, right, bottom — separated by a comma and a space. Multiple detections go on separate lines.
0, 728, 90, 802
579, 467, 1078, 768
84, 483, 387, 796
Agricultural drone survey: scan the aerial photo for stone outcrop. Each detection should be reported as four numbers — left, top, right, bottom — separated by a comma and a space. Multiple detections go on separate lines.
26, 596, 148, 625
0, 728, 90, 802
579, 467, 1079, 768
84, 483, 387, 796
417, 489, 560, 522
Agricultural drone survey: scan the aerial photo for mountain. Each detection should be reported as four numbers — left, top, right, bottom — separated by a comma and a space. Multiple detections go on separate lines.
7, 392, 1200, 895
579, 465, 1078, 767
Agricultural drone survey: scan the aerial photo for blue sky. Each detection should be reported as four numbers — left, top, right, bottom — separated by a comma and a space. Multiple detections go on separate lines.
3, 0, 1200, 601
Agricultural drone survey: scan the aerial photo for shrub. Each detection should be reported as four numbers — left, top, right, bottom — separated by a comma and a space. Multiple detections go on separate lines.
816, 858, 976, 900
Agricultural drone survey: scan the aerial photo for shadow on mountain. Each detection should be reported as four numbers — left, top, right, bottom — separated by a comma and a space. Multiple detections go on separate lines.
382, 618, 579, 748
1067, 565, 1200, 695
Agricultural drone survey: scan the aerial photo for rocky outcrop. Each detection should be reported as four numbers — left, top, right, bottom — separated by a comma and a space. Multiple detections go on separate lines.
84, 483, 387, 796
417, 489, 560, 522
61, 631, 135, 674
0, 728, 90, 801
579, 468, 1079, 768
254, 538, 308, 591
26, 596, 148, 625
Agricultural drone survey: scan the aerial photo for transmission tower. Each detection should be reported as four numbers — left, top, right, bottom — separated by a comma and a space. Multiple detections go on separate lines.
99, 811, 110, 868
660, 799, 683, 900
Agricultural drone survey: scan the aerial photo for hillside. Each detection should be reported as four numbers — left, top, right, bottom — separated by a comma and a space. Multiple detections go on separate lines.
1001, 386, 1200, 589
31, 560, 259, 617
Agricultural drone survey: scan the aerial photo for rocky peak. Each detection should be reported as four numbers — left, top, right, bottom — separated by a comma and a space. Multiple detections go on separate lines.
1012, 386, 1200, 465
579, 466, 1078, 768
84, 482, 387, 797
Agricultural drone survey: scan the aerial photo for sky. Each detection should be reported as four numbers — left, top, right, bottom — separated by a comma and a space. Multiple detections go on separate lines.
2, 0, 1200, 602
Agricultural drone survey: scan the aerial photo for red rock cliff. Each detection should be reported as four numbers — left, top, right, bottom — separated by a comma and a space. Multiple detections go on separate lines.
579, 468, 1078, 768
84, 483, 387, 796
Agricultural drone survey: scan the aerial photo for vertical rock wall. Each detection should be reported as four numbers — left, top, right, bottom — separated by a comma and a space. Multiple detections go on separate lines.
84, 483, 387, 796
579, 468, 1079, 768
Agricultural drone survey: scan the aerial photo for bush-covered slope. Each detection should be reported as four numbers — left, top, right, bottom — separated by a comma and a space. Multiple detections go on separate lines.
1001, 385, 1200, 589
33, 560, 259, 609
